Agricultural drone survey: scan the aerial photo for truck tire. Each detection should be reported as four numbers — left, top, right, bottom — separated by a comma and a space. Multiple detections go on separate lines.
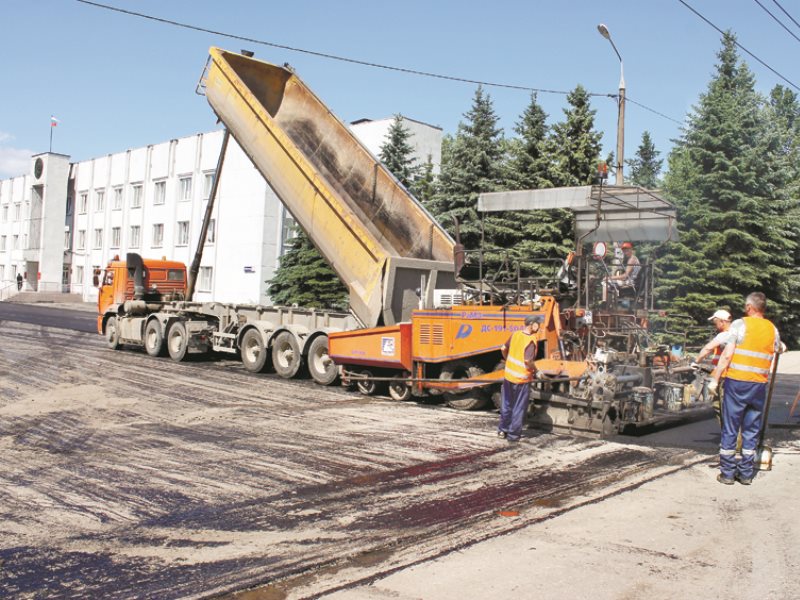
307, 335, 338, 386
440, 359, 490, 410
272, 331, 303, 379
240, 328, 269, 373
144, 319, 166, 357
105, 316, 121, 350
167, 321, 189, 362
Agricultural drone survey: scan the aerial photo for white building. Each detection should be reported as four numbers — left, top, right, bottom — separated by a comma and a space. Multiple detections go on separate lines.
0, 117, 442, 304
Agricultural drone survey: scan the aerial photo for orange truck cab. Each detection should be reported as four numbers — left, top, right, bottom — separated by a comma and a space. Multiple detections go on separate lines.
97, 253, 187, 334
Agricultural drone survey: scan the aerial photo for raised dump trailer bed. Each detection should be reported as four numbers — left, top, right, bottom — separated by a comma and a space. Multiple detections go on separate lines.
202, 47, 457, 328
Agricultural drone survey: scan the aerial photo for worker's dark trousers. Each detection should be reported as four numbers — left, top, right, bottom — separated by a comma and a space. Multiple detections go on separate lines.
498, 380, 531, 441
720, 378, 767, 480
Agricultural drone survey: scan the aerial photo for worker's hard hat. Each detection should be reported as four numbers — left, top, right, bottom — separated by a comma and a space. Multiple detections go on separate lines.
621, 242, 634, 249
708, 309, 732, 321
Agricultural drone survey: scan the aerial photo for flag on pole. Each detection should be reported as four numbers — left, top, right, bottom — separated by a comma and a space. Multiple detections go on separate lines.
50, 116, 59, 127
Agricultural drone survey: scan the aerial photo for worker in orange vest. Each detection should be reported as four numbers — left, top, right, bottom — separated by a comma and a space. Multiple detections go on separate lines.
709, 292, 782, 485
497, 315, 540, 443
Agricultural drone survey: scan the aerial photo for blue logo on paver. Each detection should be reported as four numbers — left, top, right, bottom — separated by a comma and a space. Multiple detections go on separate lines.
455, 324, 473, 339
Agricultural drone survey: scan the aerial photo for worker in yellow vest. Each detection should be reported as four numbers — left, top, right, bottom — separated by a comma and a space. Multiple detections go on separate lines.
709, 292, 782, 485
497, 315, 540, 443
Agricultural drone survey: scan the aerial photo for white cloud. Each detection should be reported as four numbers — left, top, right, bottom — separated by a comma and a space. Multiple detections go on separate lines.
0, 138, 33, 178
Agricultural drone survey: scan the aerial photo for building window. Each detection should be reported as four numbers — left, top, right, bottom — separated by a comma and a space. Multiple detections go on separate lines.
75, 265, 84, 283
96, 189, 105, 212
78, 229, 86, 250
280, 212, 297, 256
14, 203, 21, 221
0, 266, 4, 281
78, 193, 88, 214
153, 180, 166, 205
199, 266, 213, 291
113, 187, 123, 210
206, 218, 216, 245
178, 176, 192, 202
129, 225, 140, 249
23, 234, 27, 249
93, 228, 103, 249
0, 235, 5, 251
13, 235, 19, 249
111, 227, 121, 248
152, 223, 164, 247
203, 172, 215, 200
2, 205, 7, 221
64, 228, 71, 249
131, 184, 142, 208
176, 221, 190, 246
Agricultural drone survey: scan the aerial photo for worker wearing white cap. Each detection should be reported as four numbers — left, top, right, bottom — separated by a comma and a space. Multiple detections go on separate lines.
694, 309, 733, 424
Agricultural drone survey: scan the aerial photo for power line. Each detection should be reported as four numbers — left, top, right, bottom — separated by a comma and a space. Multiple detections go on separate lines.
74, 0, 682, 126
753, 0, 800, 44
74, 0, 575, 96
625, 97, 684, 126
771, 0, 800, 32
677, 0, 800, 91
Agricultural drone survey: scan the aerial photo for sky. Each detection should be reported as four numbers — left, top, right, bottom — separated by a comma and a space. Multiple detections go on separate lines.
1, 0, 799, 179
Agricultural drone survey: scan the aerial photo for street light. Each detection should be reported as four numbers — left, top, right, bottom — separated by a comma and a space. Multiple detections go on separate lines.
597, 23, 625, 186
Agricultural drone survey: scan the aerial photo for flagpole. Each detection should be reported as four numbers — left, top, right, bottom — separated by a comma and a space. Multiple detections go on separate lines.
49, 122, 53, 153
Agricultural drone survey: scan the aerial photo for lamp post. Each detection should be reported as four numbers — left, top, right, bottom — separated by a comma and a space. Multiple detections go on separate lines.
597, 23, 625, 186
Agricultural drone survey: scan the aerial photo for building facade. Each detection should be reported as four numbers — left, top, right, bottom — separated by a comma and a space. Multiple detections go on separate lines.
0, 117, 441, 304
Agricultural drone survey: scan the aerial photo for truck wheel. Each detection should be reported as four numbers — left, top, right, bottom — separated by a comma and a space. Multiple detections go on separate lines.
388, 376, 412, 402
105, 316, 121, 350
440, 359, 490, 410
272, 331, 303, 378
167, 321, 189, 362
307, 335, 338, 386
241, 329, 269, 373
144, 320, 166, 357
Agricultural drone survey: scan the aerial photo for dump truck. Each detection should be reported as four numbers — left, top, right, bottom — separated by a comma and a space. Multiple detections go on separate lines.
97, 48, 456, 383
329, 184, 714, 436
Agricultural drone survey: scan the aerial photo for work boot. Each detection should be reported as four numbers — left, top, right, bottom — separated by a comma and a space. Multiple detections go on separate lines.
735, 474, 753, 485
716, 473, 735, 485
497, 431, 507, 439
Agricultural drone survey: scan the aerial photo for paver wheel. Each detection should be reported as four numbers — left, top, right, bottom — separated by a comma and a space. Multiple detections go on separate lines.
440, 359, 490, 410
388, 377, 412, 402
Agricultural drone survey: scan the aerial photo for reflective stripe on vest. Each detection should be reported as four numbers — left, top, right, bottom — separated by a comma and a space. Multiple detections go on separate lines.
726, 316, 776, 383
504, 331, 536, 384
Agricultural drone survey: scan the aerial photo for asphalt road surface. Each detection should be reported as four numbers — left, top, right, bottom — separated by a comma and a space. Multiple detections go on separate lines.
0, 302, 96, 333
0, 308, 797, 599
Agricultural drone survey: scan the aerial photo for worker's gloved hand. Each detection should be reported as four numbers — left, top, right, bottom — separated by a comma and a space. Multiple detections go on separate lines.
707, 379, 718, 393
690, 361, 700, 370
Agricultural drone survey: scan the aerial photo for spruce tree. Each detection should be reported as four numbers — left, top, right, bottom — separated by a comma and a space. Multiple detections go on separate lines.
378, 114, 418, 189
411, 154, 436, 206
548, 85, 604, 188
430, 86, 506, 251
267, 228, 348, 309
626, 131, 663, 188
658, 32, 799, 345
503, 94, 572, 274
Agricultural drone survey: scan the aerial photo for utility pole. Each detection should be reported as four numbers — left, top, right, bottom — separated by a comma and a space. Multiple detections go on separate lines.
597, 24, 625, 186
